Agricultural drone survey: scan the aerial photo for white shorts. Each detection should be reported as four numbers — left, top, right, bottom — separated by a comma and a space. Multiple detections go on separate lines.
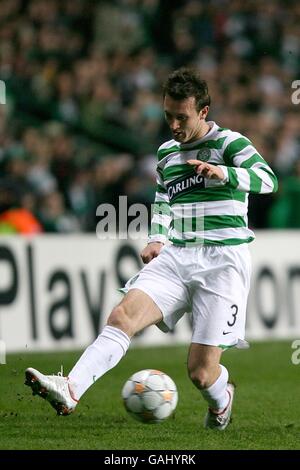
126, 244, 251, 349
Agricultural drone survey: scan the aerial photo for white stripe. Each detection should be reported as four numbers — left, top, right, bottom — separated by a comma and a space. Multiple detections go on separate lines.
158, 139, 177, 151
154, 192, 169, 203
164, 152, 189, 169
251, 161, 274, 173
224, 131, 247, 145
233, 145, 259, 166
164, 151, 196, 169
152, 213, 172, 228
163, 148, 222, 169
235, 168, 250, 192
171, 226, 254, 241
205, 175, 228, 188
204, 227, 255, 240
156, 175, 165, 186
171, 199, 247, 218
148, 234, 168, 243
171, 203, 204, 219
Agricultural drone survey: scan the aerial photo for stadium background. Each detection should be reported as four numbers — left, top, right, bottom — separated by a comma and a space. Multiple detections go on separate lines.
1, 0, 300, 233
0, 0, 300, 451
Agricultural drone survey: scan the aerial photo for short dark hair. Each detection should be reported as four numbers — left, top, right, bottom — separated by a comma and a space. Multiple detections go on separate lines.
163, 68, 211, 112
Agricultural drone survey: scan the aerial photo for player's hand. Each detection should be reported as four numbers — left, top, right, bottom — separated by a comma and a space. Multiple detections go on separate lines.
140, 242, 164, 264
187, 159, 225, 180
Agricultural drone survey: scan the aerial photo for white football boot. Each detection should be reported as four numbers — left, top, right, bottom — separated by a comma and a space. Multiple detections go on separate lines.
204, 383, 235, 431
25, 367, 78, 416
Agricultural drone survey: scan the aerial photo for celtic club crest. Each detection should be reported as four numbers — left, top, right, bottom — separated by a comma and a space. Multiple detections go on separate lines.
196, 148, 211, 162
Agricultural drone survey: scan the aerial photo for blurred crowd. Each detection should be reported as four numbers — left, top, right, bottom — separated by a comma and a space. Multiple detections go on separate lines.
0, 0, 300, 234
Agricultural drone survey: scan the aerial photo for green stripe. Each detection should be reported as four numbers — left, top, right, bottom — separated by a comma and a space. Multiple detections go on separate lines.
261, 166, 275, 178
169, 187, 246, 205
249, 169, 262, 192
157, 137, 227, 162
156, 183, 167, 194
153, 201, 170, 215
227, 167, 239, 189
173, 215, 246, 232
173, 217, 203, 234
163, 164, 193, 180
205, 214, 246, 230
217, 343, 238, 350
170, 236, 254, 246
150, 223, 169, 236
157, 166, 163, 177
223, 137, 251, 165
157, 146, 179, 161
240, 153, 266, 168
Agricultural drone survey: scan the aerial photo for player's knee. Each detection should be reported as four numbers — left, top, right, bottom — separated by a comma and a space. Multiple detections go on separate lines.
107, 305, 134, 336
188, 367, 211, 389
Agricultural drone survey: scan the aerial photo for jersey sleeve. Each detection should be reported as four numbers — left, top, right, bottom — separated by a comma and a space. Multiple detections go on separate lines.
219, 136, 278, 194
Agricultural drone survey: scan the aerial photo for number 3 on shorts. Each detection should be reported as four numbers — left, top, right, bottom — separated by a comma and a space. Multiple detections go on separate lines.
227, 304, 238, 327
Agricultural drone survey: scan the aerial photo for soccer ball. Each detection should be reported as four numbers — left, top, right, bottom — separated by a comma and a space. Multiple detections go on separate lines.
121, 369, 178, 423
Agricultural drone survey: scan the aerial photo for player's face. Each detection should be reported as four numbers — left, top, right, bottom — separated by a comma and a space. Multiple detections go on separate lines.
164, 95, 208, 143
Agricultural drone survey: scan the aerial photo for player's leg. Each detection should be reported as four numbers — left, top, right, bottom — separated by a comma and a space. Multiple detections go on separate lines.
188, 244, 251, 429
187, 343, 234, 430
188, 343, 230, 400
25, 245, 189, 415
187, 343, 230, 412
67, 244, 191, 403
187, 343, 223, 392
107, 287, 163, 336
25, 289, 162, 415
66, 288, 162, 401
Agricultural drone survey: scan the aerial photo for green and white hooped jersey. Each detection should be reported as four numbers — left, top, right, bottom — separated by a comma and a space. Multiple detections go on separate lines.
149, 121, 278, 246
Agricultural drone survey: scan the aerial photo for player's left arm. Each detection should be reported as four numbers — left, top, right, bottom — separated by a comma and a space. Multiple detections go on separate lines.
188, 137, 278, 194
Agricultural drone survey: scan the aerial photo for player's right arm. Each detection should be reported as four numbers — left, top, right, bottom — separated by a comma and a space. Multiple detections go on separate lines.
141, 167, 171, 264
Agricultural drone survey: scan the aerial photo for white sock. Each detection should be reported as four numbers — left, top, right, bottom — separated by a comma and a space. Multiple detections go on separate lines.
68, 325, 130, 400
200, 365, 229, 412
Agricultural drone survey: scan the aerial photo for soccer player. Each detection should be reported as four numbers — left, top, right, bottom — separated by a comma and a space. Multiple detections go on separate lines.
25, 68, 278, 430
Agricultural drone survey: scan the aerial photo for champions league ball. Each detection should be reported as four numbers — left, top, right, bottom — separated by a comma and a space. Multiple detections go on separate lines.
121, 369, 178, 423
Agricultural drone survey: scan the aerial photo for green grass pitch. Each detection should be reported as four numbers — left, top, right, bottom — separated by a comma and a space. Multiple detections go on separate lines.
0, 341, 299, 450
